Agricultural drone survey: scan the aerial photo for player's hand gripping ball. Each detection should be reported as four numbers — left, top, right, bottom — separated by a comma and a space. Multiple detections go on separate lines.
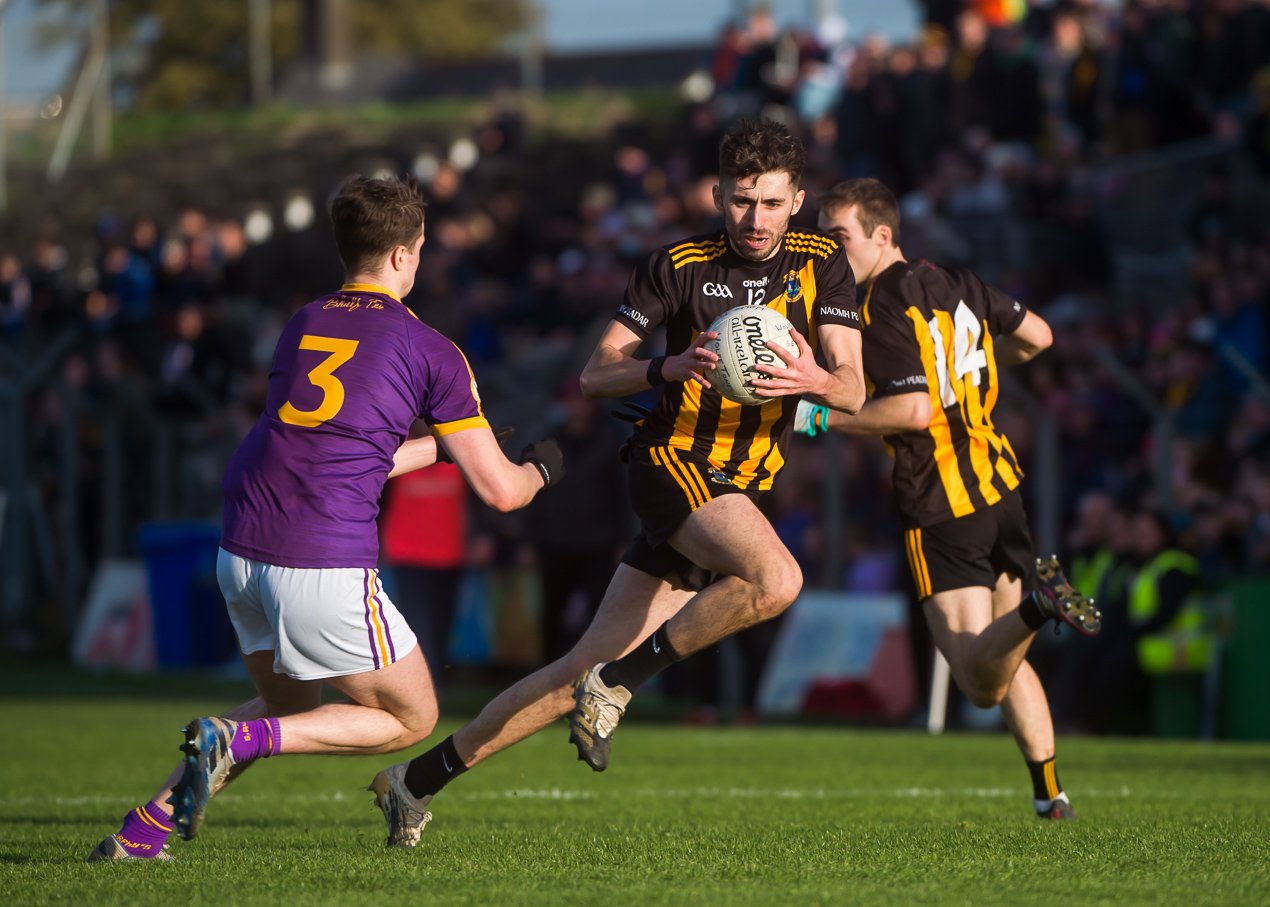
705, 305, 800, 405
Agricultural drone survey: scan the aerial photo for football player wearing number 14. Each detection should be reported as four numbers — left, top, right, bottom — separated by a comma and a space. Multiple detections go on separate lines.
791, 178, 1102, 820
87, 174, 564, 862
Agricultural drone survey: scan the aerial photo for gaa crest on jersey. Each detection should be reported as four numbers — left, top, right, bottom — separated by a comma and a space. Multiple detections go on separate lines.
783, 271, 803, 303
706, 467, 733, 485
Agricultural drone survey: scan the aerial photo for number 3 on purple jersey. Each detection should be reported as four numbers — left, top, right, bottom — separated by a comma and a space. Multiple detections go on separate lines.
278, 334, 360, 428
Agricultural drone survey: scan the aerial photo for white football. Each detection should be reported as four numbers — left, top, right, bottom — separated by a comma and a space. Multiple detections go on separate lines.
705, 305, 800, 406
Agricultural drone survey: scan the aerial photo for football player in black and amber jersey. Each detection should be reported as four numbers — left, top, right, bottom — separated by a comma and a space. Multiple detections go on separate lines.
563, 118, 865, 768
371, 121, 864, 845
796, 178, 1102, 821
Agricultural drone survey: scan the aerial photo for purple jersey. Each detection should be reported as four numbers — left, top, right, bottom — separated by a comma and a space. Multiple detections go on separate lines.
221, 283, 488, 568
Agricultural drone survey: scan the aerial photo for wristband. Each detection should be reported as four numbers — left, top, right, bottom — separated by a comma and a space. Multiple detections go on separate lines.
646, 356, 668, 387
527, 458, 551, 487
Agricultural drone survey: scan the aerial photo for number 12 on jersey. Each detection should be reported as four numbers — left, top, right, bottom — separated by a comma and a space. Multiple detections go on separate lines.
926, 300, 988, 408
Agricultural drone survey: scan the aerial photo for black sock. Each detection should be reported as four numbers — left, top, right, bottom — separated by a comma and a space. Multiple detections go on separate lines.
403, 735, 468, 799
1026, 756, 1063, 802
598, 621, 684, 692
1017, 591, 1048, 630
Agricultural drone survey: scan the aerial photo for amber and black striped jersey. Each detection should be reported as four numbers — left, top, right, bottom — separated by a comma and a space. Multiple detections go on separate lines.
861, 259, 1027, 528
614, 229, 859, 491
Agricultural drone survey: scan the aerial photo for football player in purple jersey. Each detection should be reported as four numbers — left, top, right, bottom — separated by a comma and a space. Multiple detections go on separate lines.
87, 174, 564, 862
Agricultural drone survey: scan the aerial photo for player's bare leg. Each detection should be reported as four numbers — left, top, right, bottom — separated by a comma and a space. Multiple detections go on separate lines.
1001, 660, 1055, 757
274, 646, 438, 754
88, 652, 322, 862
571, 494, 802, 770
660, 495, 803, 653
924, 584, 1034, 708
370, 566, 693, 846
927, 574, 1076, 820
170, 646, 437, 840
459, 567, 691, 766
990, 572, 1075, 818
989, 573, 1055, 760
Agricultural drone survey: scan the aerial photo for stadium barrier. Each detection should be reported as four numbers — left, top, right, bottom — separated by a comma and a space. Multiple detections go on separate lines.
1222, 579, 1270, 741
135, 521, 236, 669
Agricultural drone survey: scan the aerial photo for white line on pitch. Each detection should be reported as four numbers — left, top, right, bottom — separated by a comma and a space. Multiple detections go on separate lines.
1, 785, 1137, 808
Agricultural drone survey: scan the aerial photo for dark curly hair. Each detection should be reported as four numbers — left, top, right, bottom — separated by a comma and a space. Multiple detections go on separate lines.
718, 119, 805, 186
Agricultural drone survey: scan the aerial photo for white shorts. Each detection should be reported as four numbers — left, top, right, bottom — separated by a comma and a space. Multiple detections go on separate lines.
216, 548, 418, 681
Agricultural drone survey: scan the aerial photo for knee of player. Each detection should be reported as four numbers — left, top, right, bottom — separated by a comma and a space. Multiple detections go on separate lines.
403, 708, 439, 747
401, 697, 440, 744
754, 561, 803, 619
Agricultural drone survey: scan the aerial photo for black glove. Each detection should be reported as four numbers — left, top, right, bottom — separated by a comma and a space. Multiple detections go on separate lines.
521, 439, 565, 488
436, 425, 514, 464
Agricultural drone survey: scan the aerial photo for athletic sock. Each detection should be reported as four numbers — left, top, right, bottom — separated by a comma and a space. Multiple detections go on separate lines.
227, 718, 282, 763
598, 621, 684, 692
403, 735, 468, 800
1034, 790, 1071, 814
115, 800, 173, 858
1017, 591, 1049, 630
1026, 756, 1064, 807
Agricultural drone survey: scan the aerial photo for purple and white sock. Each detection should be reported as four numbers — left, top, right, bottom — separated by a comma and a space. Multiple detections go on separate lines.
115, 800, 172, 858
228, 717, 282, 763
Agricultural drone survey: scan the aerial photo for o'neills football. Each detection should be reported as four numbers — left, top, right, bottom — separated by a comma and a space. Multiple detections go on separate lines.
705, 305, 799, 405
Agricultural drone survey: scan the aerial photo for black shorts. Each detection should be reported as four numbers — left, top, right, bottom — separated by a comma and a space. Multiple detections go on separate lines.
903, 489, 1036, 600
621, 536, 714, 591
619, 444, 757, 584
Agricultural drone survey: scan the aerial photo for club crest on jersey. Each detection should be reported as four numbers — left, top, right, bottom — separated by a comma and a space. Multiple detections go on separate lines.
783, 271, 804, 303
706, 467, 733, 485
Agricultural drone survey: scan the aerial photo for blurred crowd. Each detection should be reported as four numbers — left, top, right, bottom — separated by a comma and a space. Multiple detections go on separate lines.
3, 0, 1269, 729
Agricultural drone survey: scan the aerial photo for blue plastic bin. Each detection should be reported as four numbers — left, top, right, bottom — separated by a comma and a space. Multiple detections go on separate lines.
136, 522, 236, 668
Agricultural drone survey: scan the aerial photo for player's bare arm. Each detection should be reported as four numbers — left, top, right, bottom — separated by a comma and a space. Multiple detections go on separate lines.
388, 425, 516, 479
436, 427, 551, 511
580, 320, 719, 398
995, 310, 1053, 365
750, 323, 865, 414
818, 390, 931, 436
386, 435, 441, 478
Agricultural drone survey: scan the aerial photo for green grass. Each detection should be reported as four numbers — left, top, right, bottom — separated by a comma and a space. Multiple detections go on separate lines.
1, 677, 1267, 905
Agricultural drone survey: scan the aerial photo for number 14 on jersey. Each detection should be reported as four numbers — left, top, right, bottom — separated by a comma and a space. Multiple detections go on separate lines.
926, 300, 988, 409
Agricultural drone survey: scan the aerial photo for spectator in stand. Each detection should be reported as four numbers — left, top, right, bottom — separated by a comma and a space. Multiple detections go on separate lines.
1245, 70, 1270, 177
711, 21, 748, 95
0, 254, 31, 341
1065, 489, 1120, 602
948, 8, 996, 140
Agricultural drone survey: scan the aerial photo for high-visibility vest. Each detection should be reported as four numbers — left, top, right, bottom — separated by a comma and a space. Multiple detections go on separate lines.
1128, 550, 1213, 674
1071, 547, 1114, 604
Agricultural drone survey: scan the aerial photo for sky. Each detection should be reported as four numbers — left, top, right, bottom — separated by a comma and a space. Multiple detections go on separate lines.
0, 0, 921, 105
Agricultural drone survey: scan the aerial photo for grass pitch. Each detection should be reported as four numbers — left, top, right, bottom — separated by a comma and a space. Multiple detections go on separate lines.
1, 670, 1266, 906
